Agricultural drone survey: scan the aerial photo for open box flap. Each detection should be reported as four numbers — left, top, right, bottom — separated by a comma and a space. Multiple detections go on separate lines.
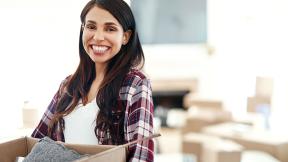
0, 137, 28, 162
75, 133, 161, 162
26, 137, 39, 153
0, 133, 161, 162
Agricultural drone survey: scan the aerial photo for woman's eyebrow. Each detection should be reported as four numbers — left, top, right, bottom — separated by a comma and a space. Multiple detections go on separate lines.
86, 20, 119, 26
104, 22, 118, 26
86, 20, 96, 24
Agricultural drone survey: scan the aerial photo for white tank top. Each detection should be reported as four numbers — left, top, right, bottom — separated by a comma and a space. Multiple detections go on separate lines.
63, 98, 99, 145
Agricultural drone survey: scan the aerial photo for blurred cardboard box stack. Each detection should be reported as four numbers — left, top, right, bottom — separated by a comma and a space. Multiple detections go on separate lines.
178, 76, 287, 162
246, 77, 273, 128
202, 122, 288, 162
183, 93, 223, 110
202, 138, 243, 162
182, 94, 232, 134
231, 112, 266, 129
255, 77, 274, 98
182, 132, 243, 162
182, 108, 232, 133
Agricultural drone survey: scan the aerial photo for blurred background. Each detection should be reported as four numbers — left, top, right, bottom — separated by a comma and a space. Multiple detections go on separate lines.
1, 0, 288, 161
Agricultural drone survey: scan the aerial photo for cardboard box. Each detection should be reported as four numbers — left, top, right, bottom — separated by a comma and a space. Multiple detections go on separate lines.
232, 112, 266, 129
181, 108, 232, 133
0, 137, 124, 162
246, 96, 271, 129
183, 94, 223, 110
202, 139, 243, 162
0, 134, 160, 162
247, 96, 271, 113
255, 76, 273, 98
157, 128, 181, 153
22, 101, 40, 128
182, 133, 219, 162
202, 122, 288, 162
182, 133, 243, 162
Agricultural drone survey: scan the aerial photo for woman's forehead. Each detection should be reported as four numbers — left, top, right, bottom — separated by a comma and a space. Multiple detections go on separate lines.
85, 5, 121, 26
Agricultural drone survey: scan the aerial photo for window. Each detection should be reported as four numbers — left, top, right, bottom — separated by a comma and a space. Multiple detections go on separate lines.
131, 0, 207, 44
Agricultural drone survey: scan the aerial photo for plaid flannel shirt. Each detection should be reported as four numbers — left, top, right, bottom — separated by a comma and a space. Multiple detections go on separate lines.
31, 70, 154, 162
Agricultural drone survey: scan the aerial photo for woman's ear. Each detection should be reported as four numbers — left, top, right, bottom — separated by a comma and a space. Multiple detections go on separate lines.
81, 24, 84, 31
123, 30, 132, 45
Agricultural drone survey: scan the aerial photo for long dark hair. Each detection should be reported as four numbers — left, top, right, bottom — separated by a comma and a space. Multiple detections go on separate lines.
48, 0, 144, 145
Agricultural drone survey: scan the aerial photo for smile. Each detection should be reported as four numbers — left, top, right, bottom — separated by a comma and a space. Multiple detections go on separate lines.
92, 45, 109, 54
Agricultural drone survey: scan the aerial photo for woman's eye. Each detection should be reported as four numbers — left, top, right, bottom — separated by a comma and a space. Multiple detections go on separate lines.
106, 27, 117, 32
86, 24, 96, 30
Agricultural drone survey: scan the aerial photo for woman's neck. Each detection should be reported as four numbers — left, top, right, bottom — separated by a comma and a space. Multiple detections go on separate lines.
86, 63, 106, 103
95, 63, 107, 79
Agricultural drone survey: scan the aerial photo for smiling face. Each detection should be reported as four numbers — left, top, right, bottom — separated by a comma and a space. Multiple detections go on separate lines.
82, 5, 131, 69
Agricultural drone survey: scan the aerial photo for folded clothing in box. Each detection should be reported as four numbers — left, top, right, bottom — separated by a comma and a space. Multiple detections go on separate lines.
0, 136, 122, 162
23, 137, 87, 162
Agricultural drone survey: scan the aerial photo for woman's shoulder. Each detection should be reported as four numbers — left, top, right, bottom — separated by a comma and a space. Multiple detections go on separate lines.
60, 75, 72, 86
57, 75, 72, 93
63, 75, 72, 82
123, 69, 150, 87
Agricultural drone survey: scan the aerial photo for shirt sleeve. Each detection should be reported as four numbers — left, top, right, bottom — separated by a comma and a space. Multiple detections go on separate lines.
125, 77, 154, 162
31, 91, 59, 139
31, 78, 67, 140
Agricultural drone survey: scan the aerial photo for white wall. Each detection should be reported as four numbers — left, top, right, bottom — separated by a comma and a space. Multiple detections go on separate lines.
144, 0, 288, 117
207, 0, 288, 115
1, 0, 288, 131
0, 0, 87, 130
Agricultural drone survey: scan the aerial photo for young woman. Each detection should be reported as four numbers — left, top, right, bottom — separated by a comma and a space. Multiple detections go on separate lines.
31, 0, 154, 161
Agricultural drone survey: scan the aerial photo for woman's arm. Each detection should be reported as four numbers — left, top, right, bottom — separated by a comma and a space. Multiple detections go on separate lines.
31, 77, 69, 141
31, 91, 59, 139
125, 76, 154, 162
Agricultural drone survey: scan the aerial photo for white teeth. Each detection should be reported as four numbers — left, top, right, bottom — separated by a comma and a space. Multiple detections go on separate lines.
92, 45, 108, 53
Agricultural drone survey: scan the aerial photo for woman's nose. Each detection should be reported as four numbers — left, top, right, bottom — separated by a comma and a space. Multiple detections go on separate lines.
93, 30, 105, 41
